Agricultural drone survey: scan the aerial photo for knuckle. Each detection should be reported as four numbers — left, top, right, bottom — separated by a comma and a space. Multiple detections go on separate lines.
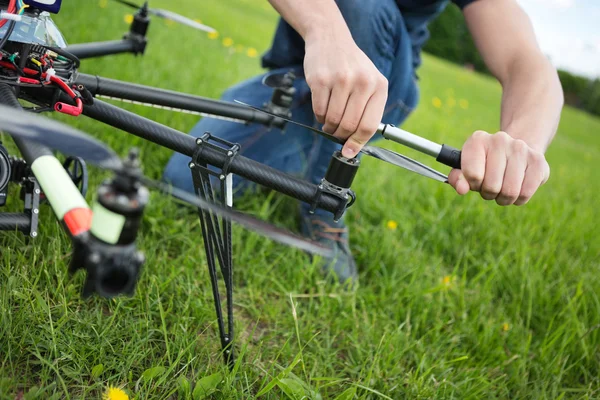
520, 187, 536, 200
492, 131, 509, 144
377, 75, 388, 89
464, 170, 484, 186
355, 73, 372, 88
336, 70, 352, 86
472, 130, 488, 140
501, 186, 520, 200
341, 119, 359, 133
308, 72, 328, 88
511, 139, 529, 155
327, 111, 342, 126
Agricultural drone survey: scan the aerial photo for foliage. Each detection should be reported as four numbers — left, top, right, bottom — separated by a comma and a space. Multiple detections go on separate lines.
424, 3, 600, 117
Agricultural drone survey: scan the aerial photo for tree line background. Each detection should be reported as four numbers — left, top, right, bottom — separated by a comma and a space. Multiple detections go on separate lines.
423, 4, 600, 117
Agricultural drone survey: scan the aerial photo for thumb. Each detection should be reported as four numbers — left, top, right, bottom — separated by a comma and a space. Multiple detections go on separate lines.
448, 169, 469, 195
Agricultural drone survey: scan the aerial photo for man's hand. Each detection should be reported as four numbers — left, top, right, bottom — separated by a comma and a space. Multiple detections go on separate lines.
304, 30, 388, 159
267, 0, 388, 159
448, 131, 550, 206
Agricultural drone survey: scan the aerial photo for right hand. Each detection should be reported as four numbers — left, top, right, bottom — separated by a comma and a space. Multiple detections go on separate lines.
303, 28, 388, 159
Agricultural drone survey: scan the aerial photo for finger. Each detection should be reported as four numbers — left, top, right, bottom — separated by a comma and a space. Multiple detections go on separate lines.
332, 90, 371, 140
448, 169, 470, 195
341, 87, 387, 158
480, 143, 507, 200
496, 149, 527, 206
311, 85, 330, 124
514, 155, 549, 206
461, 131, 488, 192
322, 84, 351, 134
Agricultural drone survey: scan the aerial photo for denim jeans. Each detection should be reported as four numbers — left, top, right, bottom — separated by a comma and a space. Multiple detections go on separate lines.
163, 0, 435, 218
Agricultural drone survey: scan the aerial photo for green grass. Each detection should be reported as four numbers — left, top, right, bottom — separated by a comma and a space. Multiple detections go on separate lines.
1, 0, 600, 398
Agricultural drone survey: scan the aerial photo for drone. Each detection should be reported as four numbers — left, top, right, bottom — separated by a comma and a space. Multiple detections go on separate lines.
0, 0, 463, 368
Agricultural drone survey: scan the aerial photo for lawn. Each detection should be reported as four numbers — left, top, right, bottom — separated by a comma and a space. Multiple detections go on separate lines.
1, 0, 600, 398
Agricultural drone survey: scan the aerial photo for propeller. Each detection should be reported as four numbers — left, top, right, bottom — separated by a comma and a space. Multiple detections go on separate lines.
233, 100, 449, 183
112, 0, 216, 33
0, 105, 332, 257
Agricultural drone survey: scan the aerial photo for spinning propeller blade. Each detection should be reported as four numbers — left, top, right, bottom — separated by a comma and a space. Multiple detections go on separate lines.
0, 105, 123, 170
360, 146, 447, 182
111, 0, 216, 33
0, 105, 332, 257
233, 100, 449, 182
140, 178, 333, 257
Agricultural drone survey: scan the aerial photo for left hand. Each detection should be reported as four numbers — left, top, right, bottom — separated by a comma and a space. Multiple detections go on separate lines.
448, 130, 550, 206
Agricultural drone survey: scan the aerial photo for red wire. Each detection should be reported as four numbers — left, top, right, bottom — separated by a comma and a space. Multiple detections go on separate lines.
0, 60, 83, 115
0, 0, 18, 30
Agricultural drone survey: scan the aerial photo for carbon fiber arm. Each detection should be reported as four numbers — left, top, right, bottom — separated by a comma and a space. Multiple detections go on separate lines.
81, 99, 347, 215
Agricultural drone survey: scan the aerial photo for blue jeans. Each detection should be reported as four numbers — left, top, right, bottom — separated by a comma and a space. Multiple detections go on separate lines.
163, 0, 428, 218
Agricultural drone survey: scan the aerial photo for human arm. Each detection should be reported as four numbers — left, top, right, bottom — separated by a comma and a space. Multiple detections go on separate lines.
448, 0, 564, 205
267, 0, 388, 158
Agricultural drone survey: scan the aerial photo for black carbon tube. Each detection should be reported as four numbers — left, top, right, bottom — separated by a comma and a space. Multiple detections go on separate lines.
81, 99, 344, 214
0, 213, 30, 232
0, 84, 53, 164
65, 40, 138, 60
76, 73, 284, 128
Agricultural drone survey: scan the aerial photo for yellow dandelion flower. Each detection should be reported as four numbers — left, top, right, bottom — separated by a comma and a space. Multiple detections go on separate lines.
246, 47, 258, 58
502, 322, 510, 332
442, 275, 452, 286
386, 220, 398, 231
99, 0, 108, 8
103, 387, 129, 400
124, 14, 133, 24
222, 37, 234, 47
208, 31, 219, 40
459, 99, 469, 110
432, 97, 442, 108
447, 97, 456, 108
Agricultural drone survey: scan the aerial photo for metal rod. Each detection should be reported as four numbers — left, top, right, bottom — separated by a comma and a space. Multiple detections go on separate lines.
378, 124, 442, 157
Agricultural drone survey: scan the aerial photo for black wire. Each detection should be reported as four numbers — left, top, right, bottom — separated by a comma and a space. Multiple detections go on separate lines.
46, 46, 80, 68
0, 19, 16, 52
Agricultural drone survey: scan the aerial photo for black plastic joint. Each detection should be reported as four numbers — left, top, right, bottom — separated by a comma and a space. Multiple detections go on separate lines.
436, 144, 462, 169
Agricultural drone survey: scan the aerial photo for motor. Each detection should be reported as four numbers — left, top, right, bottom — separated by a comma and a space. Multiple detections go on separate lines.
70, 149, 149, 298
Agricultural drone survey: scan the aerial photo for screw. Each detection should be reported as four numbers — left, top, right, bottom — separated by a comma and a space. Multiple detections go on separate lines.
34, 189, 40, 194
219, 174, 225, 180
89, 252, 101, 264
189, 162, 195, 169
30, 231, 37, 238
227, 151, 233, 157
196, 138, 203, 145
33, 209, 39, 214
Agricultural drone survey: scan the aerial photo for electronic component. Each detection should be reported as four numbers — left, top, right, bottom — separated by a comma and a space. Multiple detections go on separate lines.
23, 0, 62, 14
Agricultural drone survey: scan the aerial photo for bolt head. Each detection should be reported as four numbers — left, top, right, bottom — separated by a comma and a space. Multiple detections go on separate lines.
30, 231, 37, 238
34, 189, 41, 194
227, 151, 233, 157
219, 174, 225, 180
188, 162, 195, 169
196, 138, 203, 145
33, 209, 39, 214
